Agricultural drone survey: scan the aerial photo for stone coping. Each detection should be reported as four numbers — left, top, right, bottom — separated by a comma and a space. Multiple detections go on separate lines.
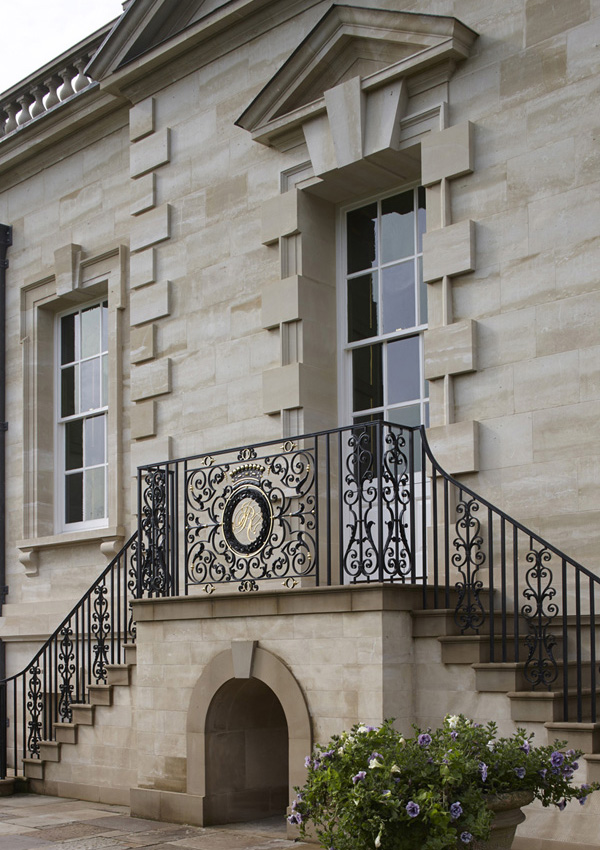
132, 582, 433, 622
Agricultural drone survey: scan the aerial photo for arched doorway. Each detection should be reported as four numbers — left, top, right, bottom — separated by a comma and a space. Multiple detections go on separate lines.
203, 677, 289, 824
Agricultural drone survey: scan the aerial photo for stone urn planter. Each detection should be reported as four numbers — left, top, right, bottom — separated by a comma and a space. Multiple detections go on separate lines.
472, 792, 534, 850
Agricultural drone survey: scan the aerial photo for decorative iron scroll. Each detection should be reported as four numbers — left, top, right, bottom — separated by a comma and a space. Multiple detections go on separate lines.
91, 583, 110, 684
453, 497, 486, 633
342, 425, 412, 582
57, 626, 75, 722
521, 547, 558, 689
185, 444, 315, 590
26, 663, 43, 758
139, 468, 171, 596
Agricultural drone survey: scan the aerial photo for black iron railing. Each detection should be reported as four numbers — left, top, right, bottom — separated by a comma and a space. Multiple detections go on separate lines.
0, 533, 137, 779
1, 420, 599, 780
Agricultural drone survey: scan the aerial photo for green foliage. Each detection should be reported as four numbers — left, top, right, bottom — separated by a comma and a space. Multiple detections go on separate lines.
289, 715, 599, 850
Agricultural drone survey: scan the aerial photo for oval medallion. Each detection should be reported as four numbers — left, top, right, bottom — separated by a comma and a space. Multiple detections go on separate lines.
222, 485, 272, 556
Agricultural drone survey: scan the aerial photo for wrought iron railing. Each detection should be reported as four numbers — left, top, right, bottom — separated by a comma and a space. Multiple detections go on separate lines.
1, 420, 599, 780
0, 533, 137, 779
138, 420, 600, 722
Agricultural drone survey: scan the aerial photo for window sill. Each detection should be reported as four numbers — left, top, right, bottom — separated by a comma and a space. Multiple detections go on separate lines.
17, 526, 126, 577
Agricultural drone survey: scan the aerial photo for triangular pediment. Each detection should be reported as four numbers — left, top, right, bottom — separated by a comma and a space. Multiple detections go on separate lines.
87, 0, 232, 81
237, 5, 477, 144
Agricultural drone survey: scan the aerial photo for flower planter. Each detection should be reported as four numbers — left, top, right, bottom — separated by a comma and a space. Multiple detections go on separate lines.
473, 792, 534, 850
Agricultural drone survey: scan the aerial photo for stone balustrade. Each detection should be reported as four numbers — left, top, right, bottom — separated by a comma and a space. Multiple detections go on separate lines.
0, 28, 110, 139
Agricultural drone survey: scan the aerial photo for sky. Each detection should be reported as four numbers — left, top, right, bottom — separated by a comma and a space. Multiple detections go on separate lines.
0, 1, 125, 95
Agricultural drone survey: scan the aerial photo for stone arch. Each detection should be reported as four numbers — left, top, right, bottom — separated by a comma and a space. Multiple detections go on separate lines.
186, 642, 312, 823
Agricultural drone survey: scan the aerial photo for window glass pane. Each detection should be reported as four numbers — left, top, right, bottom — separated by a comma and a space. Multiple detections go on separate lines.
65, 473, 83, 524
65, 420, 83, 470
381, 262, 415, 333
418, 257, 427, 325
85, 467, 105, 522
352, 343, 383, 412
61, 366, 78, 417
348, 273, 378, 342
387, 336, 421, 405
81, 358, 101, 411
381, 192, 414, 264
347, 203, 377, 274
81, 304, 101, 359
417, 187, 426, 254
102, 355, 108, 408
85, 415, 105, 468
61, 314, 76, 365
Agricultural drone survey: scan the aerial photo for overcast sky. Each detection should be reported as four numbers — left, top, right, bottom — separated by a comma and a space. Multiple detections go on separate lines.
0, 1, 125, 95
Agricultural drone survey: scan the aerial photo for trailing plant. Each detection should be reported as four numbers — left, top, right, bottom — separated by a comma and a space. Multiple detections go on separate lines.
288, 715, 599, 850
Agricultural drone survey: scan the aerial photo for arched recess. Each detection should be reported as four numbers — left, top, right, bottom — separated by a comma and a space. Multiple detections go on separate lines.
186, 643, 312, 824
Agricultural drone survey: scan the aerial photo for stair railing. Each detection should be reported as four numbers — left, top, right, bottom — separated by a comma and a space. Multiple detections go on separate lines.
421, 427, 600, 723
0, 532, 138, 779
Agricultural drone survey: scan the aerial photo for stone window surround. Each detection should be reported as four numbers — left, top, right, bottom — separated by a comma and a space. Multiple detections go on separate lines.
17, 246, 127, 575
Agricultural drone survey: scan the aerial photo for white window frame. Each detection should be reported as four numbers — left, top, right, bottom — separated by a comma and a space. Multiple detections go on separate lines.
54, 300, 109, 532
336, 183, 428, 430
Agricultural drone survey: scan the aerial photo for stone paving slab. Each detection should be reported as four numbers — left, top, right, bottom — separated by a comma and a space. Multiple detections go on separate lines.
0, 796, 314, 850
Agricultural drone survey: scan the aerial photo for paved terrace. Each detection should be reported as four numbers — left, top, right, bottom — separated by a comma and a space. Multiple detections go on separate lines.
0, 795, 313, 850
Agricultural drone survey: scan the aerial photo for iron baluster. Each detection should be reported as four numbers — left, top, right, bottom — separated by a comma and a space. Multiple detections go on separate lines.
57, 625, 75, 722
521, 547, 558, 689
91, 582, 110, 684
26, 663, 43, 758
452, 495, 486, 633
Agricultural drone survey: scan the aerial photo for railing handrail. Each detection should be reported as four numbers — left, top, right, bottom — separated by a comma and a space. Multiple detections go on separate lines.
419, 424, 600, 586
0, 532, 137, 686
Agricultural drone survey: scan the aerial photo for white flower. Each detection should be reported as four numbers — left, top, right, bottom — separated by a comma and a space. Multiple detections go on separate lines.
391, 764, 401, 773
369, 758, 384, 769
487, 740, 495, 752
375, 828, 383, 848
357, 725, 368, 734
446, 715, 460, 728
338, 746, 345, 755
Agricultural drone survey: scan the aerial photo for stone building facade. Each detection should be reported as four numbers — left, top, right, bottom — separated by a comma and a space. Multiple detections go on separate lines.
0, 1, 599, 846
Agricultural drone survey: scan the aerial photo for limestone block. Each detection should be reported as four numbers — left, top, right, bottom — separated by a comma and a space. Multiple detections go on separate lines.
131, 324, 156, 364
131, 173, 157, 216
424, 320, 477, 380
302, 113, 337, 178
513, 350, 579, 413
324, 77, 365, 169
478, 413, 533, 470
364, 80, 406, 157
261, 275, 335, 330
54, 243, 81, 296
130, 280, 171, 327
426, 420, 479, 475
131, 248, 156, 289
422, 220, 475, 282
130, 129, 171, 178
262, 362, 335, 416
131, 436, 173, 472
131, 400, 156, 440
421, 122, 474, 186
130, 205, 171, 253
130, 97, 155, 142
525, 0, 590, 47
131, 358, 172, 402
261, 190, 303, 246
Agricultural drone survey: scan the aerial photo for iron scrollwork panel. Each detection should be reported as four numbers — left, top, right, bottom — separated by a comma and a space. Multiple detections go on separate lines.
57, 626, 76, 722
342, 426, 413, 582
26, 663, 44, 758
453, 497, 486, 633
185, 444, 316, 590
521, 547, 558, 689
139, 468, 172, 596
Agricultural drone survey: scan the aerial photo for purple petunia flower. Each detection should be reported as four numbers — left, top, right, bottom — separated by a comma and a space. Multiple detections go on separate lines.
539, 768, 547, 780
520, 741, 530, 755
460, 832, 473, 844
352, 771, 367, 784
418, 733, 432, 748
558, 799, 567, 811
406, 801, 420, 818
450, 802, 463, 820
304, 756, 311, 768
514, 767, 526, 779
479, 761, 488, 782
551, 751, 565, 768
288, 812, 302, 825
451, 731, 459, 740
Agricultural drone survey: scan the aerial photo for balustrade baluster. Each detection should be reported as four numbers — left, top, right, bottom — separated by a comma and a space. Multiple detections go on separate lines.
72, 57, 90, 92
16, 95, 33, 126
3, 103, 18, 134
43, 76, 61, 110
58, 67, 75, 101
30, 85, 48, 118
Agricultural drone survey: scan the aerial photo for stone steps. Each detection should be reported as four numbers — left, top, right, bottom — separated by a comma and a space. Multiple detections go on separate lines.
22, 647, 136, 782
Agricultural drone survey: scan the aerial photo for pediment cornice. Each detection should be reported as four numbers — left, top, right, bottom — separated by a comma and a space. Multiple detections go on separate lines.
236, 5, 478, 147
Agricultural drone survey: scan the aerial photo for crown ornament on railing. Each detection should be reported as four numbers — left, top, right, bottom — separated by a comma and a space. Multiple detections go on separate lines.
0, 25, 112, 139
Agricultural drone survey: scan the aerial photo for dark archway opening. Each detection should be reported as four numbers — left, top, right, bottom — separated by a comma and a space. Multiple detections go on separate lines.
204, 677, 289, 825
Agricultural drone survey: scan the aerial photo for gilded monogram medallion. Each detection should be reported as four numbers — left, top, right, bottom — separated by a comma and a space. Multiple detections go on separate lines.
222, 485, 273, 556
